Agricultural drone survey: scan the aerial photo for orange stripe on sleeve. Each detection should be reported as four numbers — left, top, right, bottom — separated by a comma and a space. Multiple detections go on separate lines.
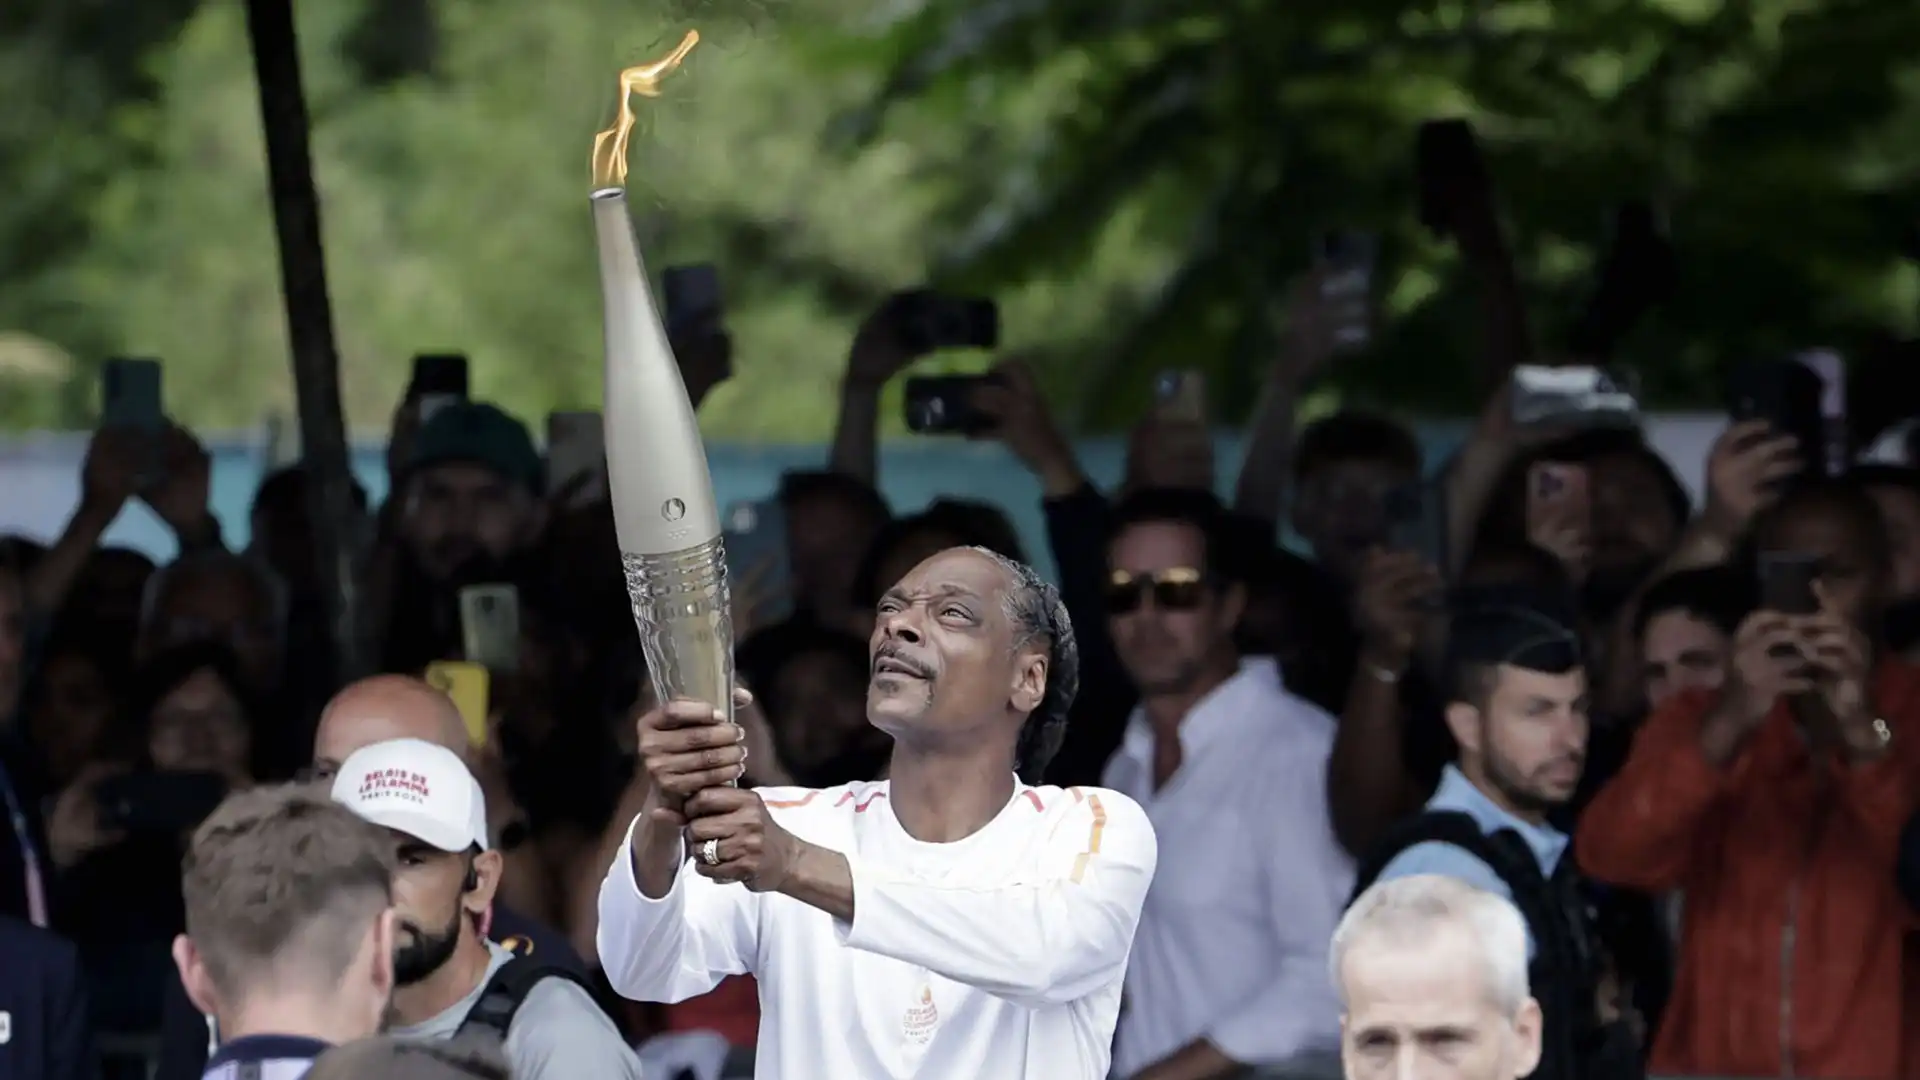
764, 791, 821, 809
1068, 794, 1108, 884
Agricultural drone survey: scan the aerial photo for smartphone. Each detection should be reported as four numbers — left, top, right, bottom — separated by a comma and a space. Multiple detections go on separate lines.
1796, 349, 1848, 476
1509, 365, 1640, 430
1415, 119, 1487, 236
1314, 231, 1377, 352
458, 584, 521, 673
1528, 462, 1593, 538
1385, 481, 1448, 587
1152, 371, 1208, 424
101, 357, 164, 432
663, 264, 724, 333
1758, 552, 1821, 616
424, 660, 491, 749
904, 374, 1002, 435
410, 353, 469, 423
1725, 358, 1825, 479
1571, 202, 1678, 356
96, 771, 228, 833
545, 410, 607, 507
894, 290, 999, 354
722, 499, 795, 627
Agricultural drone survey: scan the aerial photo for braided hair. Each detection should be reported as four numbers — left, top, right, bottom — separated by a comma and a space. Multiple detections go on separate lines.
964, 546, 1079, 784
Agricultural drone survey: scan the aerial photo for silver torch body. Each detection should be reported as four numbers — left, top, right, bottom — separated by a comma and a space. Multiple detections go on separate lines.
590, 187, 736, 730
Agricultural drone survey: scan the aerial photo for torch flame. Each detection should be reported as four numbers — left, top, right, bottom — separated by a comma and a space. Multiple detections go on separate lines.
591, 30, 701, 191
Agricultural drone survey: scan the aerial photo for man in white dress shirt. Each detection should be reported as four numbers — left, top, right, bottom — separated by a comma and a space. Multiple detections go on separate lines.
597, 545, 1158, 1079
1099, 489, 1353, 1080
1332, 875, 1542, 1080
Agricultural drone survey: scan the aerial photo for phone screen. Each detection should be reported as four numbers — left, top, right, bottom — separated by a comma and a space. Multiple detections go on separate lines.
1796, 349, 1848, 476
101, 358, 164, 432
410, 354, 470, 398
1313, 232, 1376, 352
1758, 552, 1821, 616
664, 265, 724, 332
723, 499, 795, 626
1152, 371, 1207, 423
546, 411, 607, 507
458, 584, 521, 673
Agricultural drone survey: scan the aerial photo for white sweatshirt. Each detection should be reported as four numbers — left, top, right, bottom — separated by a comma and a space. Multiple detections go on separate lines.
597, 780, 1157, 1080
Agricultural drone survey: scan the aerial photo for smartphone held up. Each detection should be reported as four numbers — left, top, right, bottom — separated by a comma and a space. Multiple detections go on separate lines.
903, 374, 1003, 436
458, 584, 521, 674
409, 353, 470, 424
1313, 231, 1377, 353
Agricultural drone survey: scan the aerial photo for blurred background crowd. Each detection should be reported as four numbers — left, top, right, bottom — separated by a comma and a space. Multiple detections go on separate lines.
7, 1, 1920, 1079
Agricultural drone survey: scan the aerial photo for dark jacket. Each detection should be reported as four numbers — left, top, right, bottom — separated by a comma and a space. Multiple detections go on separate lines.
0, 917, 95, 1080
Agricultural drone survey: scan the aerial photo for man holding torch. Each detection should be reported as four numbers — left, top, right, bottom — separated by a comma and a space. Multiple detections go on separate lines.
597, 545, 1157, 1079
585, 34, 1156, 1078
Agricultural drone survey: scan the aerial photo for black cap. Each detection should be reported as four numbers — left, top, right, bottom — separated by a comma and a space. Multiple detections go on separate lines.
1444, 591, 1583, 703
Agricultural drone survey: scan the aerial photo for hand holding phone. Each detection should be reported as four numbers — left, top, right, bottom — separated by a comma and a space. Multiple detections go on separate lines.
458, 584, 521, 673
1526, 462, 1592, 574
1725, 359, 1825, 479
100, 358, 166, 488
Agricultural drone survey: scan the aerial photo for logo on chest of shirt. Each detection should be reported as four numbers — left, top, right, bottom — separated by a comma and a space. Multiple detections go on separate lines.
902, 986, 939, 1045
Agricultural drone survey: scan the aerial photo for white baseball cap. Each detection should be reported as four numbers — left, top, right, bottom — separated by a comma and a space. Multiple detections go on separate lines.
330, 738, 489, 853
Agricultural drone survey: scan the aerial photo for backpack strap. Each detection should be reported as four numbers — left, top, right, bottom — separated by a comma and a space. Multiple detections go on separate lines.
456, 958, 596, 1042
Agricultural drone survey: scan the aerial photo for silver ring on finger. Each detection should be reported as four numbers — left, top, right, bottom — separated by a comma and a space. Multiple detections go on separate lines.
700, 837, 721, 866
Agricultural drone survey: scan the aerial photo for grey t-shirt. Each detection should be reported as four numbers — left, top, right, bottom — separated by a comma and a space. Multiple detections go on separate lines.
390, 941, 643, 1080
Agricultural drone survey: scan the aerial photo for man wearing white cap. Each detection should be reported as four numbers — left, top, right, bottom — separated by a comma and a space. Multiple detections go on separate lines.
330, 739, 642, 1079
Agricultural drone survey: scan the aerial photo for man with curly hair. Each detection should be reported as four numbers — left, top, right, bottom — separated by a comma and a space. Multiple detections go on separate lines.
597, 545, 1157, 1078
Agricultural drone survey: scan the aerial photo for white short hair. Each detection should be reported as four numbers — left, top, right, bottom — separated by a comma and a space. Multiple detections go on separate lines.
1330, 874, 1530, 1014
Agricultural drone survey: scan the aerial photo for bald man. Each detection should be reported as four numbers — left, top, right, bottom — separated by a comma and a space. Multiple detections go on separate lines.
311, 675, 470, 776
154, 676, 594, 1080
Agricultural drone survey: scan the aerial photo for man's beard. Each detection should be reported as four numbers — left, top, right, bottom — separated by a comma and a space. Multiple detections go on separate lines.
1484, 747, 1578, 818
393, 905, 464, 987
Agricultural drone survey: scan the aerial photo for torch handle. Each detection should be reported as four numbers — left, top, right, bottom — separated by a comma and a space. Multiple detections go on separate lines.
623, 536, 739, 785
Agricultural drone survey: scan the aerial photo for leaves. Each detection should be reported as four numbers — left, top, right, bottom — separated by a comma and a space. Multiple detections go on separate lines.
856, 0, 1920, 420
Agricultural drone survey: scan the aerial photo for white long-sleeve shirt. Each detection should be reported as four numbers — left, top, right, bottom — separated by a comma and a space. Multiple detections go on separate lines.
1103, 658, 1353, 1075
597, 779, 1156, 1080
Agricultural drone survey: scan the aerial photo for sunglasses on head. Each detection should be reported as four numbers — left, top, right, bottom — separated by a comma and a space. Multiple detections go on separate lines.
1105, 567, 1208, 614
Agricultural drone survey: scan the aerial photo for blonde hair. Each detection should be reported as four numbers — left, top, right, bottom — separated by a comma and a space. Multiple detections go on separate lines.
181, 783, 395, 999
1331, 874, 1529, 1014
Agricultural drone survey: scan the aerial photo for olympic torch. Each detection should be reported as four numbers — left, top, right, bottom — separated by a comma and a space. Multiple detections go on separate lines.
588, 31, 736, 737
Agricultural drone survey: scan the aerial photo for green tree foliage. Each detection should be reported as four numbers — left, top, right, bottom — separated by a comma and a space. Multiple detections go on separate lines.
0, 0, 1168, 438
7, 0, 1919, 437
852, 0, 1920, 423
